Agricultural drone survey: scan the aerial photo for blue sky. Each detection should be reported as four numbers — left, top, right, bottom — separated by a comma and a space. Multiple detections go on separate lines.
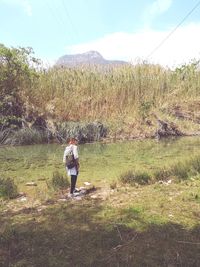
1, 0, 200, 67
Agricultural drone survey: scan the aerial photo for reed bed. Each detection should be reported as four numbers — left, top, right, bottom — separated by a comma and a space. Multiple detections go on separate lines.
27, 61, 200, 125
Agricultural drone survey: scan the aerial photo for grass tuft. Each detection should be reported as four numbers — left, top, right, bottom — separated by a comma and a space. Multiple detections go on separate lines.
0, 177, 18, 199
120, 170, 151, 185
51, 171, 69, 190
154, 154, 200, 181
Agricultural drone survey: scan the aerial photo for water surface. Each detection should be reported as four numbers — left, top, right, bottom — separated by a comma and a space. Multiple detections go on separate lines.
1, 136, 200, 190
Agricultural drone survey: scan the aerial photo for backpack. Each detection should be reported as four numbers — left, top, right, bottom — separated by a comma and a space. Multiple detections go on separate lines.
66, 150, 76, 169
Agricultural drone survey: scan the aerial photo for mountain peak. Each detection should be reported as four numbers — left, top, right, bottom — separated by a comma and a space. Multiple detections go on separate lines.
56, 51, 128, 67
83, 51, 103, 58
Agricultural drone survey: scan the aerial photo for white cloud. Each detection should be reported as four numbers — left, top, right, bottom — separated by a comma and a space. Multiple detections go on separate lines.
65, 23, 200, 68
149, 0, 173, 16
143, 0, 173, 28
0, 0, 32, 16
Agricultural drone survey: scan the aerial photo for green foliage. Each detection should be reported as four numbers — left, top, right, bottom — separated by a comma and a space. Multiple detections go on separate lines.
175, 59, 200, 77
0, 43, 40, 129
0, 177, 18, 199
139, 101, 153, 120
4, 128, 49, 145
120, 170, 151, 185
51, 171, 69, 189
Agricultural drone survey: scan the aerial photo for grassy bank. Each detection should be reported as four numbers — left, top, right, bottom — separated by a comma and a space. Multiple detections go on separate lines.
0, 178, 199, 266
0, 149, 200, 266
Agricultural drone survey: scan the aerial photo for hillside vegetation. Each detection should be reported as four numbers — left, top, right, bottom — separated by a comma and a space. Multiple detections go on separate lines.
1, 44, 200, 143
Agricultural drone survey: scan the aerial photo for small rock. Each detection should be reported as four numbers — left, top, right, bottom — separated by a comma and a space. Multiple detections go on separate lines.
84, 182, 91, 186
90, 195, 98, 199
58, 198, 67, 202
17, 197, 27, 202
37, 206, 47, 212
26, 182, 37, 186
73, 196, 82, 201
17, 192, 26, 198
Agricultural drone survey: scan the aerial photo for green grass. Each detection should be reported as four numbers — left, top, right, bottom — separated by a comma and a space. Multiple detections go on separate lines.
0, 178, 200, 267
153, 154, 200, 182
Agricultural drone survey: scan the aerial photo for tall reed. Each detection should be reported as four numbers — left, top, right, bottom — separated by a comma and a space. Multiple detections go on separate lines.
26, 61, 200, 124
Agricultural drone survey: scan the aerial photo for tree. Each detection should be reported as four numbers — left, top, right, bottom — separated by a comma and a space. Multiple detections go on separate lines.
0, 44, 40, 129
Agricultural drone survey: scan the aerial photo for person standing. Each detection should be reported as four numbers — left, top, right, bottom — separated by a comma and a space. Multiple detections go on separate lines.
63, 137, 79, 196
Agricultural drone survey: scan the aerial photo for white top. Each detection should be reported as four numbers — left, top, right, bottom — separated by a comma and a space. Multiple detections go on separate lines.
63, 144, 79, 176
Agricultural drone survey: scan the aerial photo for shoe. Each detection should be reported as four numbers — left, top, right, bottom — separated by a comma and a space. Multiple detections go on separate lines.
74, 188, 80, 193
73, 192, 80, 197
68, 193, 74, 198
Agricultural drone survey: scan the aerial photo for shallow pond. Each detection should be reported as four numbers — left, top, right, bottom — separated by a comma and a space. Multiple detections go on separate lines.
1, 136, 200, 192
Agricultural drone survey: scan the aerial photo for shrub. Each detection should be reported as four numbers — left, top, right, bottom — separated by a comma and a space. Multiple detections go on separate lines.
56, 121, 107, 144
51, 171, 69, 189
120, 170, 151, 185
139, 101, 153, 120
0, 128, 13, 144
153, 168, 171, 181
0, 177, 18, 199
171, 162, 189, 180
153, 162, 189, 181
5, 128, 49, 145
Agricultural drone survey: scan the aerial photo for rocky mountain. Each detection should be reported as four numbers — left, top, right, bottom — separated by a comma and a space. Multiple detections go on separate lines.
56, 51, 128, 67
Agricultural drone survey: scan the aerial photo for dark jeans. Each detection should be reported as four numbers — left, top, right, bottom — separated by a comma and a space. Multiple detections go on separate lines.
70, 175, 77, 194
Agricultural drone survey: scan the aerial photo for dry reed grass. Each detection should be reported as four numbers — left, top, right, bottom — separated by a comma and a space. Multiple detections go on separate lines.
26, 61, 200, 127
